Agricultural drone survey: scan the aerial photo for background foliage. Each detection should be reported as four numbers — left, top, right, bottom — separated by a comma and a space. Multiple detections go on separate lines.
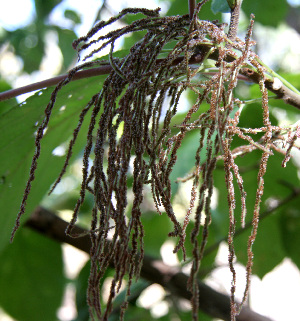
0, 0, 299, 320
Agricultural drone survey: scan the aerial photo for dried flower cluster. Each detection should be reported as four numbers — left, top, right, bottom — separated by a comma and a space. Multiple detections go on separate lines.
11, 2, 299, 320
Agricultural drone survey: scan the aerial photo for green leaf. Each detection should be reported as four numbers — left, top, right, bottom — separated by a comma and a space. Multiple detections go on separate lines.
0, 228, 65, 321
112, 279, 150, 309
115, 306, 153, 321
211, 0, 231, 14
212, 100, 299, 278
0, 80, 18, 116
235, 211, 286, 278
142, 211, 172, 258
0, 75, 106, 252
268, 73, 300, 123
74, 261, 91, 321
6, 25, 45, 73
64, 9, 82, 25
169, 130, 208, 195
165, 0, 188, 16
279, 198, 300, 270
213, 148, 299, 278
165, 0, 222, 21
122, 30, 147, 51
242, 0, 289, 27
55, 27, 77, 71
178, 220, 219, 277
198, 0, 222, 20
227, 0, 237, 9
34, 0, 62, 20
168, 98, 210, 195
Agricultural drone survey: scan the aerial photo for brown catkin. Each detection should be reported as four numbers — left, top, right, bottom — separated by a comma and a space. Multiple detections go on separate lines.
13, 6, 296, 321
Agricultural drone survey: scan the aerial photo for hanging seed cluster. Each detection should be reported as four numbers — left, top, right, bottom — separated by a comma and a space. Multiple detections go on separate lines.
11, 2, 298, 320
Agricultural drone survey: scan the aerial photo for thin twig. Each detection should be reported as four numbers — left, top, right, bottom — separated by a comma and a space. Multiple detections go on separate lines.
1, 54, 300, 109
189, 0, 196, 20
0, 65, 112, 101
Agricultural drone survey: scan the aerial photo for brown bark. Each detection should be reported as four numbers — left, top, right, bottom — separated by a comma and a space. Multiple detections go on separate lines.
189, 0, 196, 20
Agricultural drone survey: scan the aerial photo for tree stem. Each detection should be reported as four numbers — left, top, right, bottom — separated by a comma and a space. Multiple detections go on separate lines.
189, 0, 196, 20
1, 46, 300, 110
0, 65, 112, 101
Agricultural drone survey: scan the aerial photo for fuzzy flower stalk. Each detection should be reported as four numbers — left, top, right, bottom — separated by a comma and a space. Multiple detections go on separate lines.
11, 2, 297, 320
